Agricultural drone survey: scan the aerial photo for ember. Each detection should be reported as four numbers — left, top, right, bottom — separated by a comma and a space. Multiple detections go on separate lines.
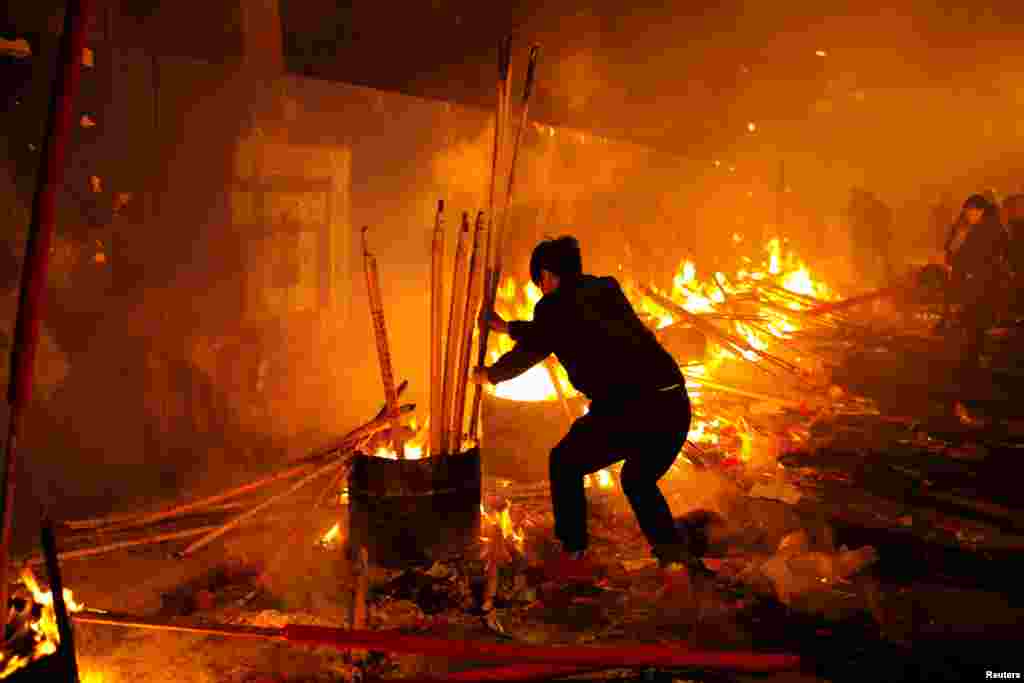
1, 568, 84, 678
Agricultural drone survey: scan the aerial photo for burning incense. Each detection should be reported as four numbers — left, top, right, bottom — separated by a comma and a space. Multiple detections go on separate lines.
362, 227, 404, 457
440, 213, 471, 454
451, 211, 487, 452
430, 200, 446, 457
494, 45, 539, 284
64, 463, 315, 532
24, 525, 220, 566
470, 41, 536, 440
178, 457, 348, 557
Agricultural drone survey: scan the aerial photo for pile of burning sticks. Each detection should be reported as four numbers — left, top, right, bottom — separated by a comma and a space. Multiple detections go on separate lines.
35, 397, 413, 567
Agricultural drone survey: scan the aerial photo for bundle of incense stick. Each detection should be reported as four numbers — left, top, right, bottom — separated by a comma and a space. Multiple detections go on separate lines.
470, 39, 540, 440
468, 36, 512, 443
450, 210, 487, 453
643, 286, 805, 379
362, 227, 404, 457
439, 212, 471, 453
430, 201, 446, 457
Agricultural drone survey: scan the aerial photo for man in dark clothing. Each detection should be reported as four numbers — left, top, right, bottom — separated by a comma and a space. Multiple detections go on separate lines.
945, 194, 1008, 373
472, 236, 697, 596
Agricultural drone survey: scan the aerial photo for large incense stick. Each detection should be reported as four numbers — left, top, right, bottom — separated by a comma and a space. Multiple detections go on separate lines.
429, 200, 446, 457
470, 41, 536, 440
178, 457, 347, 557
451, 211, 487, 452
362, 227, 403, 457
493, 45, 540, 283
440, 213, 470, 454
469, 37, 513, 442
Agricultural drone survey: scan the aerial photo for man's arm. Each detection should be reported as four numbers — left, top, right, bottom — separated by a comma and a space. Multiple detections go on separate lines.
486, 343, 550, 384
483, 301, 555, 384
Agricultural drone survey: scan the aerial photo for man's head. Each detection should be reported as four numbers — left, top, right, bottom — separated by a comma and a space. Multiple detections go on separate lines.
530, 236, 582, 295
963, 194, 989, 226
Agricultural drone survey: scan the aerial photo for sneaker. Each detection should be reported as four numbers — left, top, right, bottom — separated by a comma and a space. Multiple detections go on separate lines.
544, 552, 597, 584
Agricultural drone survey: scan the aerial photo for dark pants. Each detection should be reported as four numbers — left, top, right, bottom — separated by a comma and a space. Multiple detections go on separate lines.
549, 386, 691, 564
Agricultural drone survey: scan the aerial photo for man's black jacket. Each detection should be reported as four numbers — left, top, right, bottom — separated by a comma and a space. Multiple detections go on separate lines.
486, 274, 685, 406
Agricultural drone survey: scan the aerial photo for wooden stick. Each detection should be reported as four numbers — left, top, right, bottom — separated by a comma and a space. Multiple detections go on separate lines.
1, 0, 93, 629
63, 463, 315, 531
362, 227, 403, 457
349, 544, 369, 663
451, 211, 487, 452
469, 269, 497, 442
373, 379, 409, 421
485, 36, 512, 274
430, 200, 446, 457
73, 501, 250, 537
470, 38, 513, 442
178, 457, 347, 557
644, 286, 802, 377
293, 403, 415, 465
22, 525, 220, 566
682, 372, 806, 408
493, 45, 540, 284
40, 518, 80, 682
808, 283, 906, 316
441, 213, 471, 455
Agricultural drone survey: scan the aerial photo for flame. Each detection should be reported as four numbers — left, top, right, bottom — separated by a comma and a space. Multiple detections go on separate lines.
370, 415, 429, 459
480, 500, 525, 556
584, 468, 615, 489
487, 278, 576, 402
1, 568, 86, 678
479, 234, 839, 468
320, 522, 342, 546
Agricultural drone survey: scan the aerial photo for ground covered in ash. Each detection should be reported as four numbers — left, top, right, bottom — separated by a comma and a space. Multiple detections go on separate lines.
12, 319, 1024, 683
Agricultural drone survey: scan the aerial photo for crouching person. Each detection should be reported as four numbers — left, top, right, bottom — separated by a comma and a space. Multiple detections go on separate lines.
471, 236, 703, 599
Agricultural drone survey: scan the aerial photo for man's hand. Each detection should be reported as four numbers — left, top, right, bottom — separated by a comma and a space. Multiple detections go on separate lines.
470, 367, 492, 386
481, 310, 509, 335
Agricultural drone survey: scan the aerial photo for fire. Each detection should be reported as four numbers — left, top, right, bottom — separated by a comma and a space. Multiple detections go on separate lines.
480, 500, 525, 556
320, 522, 342, 546
480, 234, 838, 470
487, 278, 576, 402
584, 468, 615, 489
1, 568, 86, 678
371, 416, 428, 459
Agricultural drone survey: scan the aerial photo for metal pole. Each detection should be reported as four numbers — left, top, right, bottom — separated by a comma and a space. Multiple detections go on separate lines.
2, 0, 94, 628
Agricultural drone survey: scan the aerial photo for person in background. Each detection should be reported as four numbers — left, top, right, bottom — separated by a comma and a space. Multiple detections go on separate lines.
471, 236, 702, 601
944, 194, 1009, 374
1002, 194, 1024, 315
